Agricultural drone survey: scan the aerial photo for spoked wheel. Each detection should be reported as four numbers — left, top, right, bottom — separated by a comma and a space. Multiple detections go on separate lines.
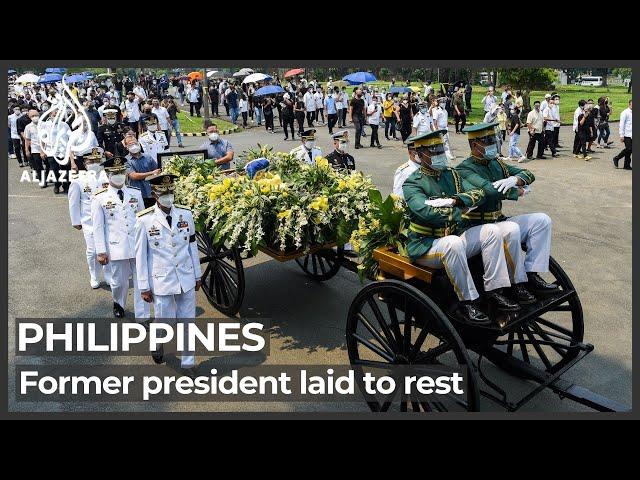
493, 256, 584, 377
295, 248, 342, 281
197, 231, 245, 316
346, 280, 480, 412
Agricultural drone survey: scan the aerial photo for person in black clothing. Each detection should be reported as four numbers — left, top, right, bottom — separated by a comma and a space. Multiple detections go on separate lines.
281, 93, 295, 141
97, 110, 127, 158
585, 100, 597, 153
325, 130, 356, 170
596, 96, 613, 148
294, 94, 306, 137
349, 89, 366, 149
16, 107, 32, 163
575, 104, 594, 159
398, 98, 413, 142
210, 84, 219, 116
464, 83, 472, 111
263, 96, 275, 132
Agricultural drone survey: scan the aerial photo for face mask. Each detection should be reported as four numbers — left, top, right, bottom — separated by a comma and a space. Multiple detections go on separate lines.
110, 174, 126, 187
305, 141, 315, 149
158, 193, 174, 208
420, 108, 428, 114
128, 144, 141, 154
87, 163, 102, 173
209, 133, 219, 142
13, 110, 20, 116
31, 116, 39, 124
479, 143, 498, 160
338, 141, 349, 153
107, 118, 116, 125
147, 124, 157, 132
430, 153, 449, 171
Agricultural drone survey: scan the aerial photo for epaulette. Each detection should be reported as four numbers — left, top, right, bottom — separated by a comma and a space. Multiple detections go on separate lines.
136, 206, 154, 217
94, 188, 108, 195
127, 185, 140, 190
174, 204, 191, 211
397, 162, 409, 171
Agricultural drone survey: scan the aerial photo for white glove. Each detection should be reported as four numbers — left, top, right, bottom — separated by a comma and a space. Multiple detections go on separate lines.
426, 198, 456, 208
522, 186, 531, 195
492, 176, 518, 193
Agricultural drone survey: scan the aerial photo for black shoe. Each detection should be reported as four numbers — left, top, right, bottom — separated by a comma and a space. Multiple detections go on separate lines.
552, 153, 560, 158
486, 290, 521, 311
606, 141, 614, 146
527, 156, 533, 160
355, 145, 361, 149
54, 186, 60, 194
113, 302, 125, 318
527, 272, 559, 295
151, 345, 164, 364
586, 149, 595, 153
513, 284, 537, 305
556, 144, 564, 149
458, 302, 490, 325
613, 156, 620, 168
536, 156, 547, 160
377, 145, 382, 149
180, 366, 198, 379
624, 166, 632, 170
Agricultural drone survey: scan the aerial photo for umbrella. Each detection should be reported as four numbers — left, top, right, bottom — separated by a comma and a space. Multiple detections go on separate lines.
188, 71, 203, 81
389, 86, 413, 94
95, 73, 114, 79
45, 68, 67, 74
206, 70, 219, 78
284, 68, 304, 78
15, 73, 40, 84
8, 69, 16, 74
242, 73, 272, 84
343, 71, 377, 84
233, 68, 254, 77
254, 85, 284, 96
64, 74, 87, 84
82, 71, 94, 79
38, 73, 63, 84
410, 86, 421, 93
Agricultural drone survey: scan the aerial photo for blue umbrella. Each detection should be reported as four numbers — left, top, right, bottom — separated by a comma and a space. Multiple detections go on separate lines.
8, 69, 16, 74
389, 86, 413, 94
82, 71, 94, 79
343, 71, 377, 84
45, 68, 67, 74
254, 85, 284, 96
38, 73, 63, 84
65, 74, 87, 83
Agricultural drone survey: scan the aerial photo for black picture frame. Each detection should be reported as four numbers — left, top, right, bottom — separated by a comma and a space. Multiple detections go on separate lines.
157, 149, 207, 169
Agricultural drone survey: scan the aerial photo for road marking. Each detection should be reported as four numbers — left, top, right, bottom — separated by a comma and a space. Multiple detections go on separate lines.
8, 194, 68, 199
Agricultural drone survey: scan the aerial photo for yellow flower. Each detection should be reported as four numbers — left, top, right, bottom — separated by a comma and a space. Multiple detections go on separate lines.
337, 180, 347, 191
310, 196, 329, 211
260, 184, 270, 194
315, 156, 329, 169
277, 209, 292, 219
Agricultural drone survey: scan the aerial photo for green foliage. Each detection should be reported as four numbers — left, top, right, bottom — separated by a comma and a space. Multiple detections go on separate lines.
497, 68, 557, 91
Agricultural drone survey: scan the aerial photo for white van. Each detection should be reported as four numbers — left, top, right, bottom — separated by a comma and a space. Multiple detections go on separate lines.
580, 76, 603, 87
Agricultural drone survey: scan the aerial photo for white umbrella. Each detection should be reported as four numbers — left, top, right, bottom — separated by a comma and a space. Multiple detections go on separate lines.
206, 70, 219, 78
239, 68, 254, 74
242, 73, 272, 84
15, 73, 40, 84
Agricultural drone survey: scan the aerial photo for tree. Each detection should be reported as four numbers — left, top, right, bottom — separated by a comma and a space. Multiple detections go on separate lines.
497, 68, 557, 113
379, 67, 391, 80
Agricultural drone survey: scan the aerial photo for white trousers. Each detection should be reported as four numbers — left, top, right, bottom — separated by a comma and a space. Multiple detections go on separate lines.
492, 220, 528, 284
110, 258, 150, 319
416, 224, 512, 301
83, 229, 112, 285
442, 132, 454, 159
507, 213, 552, 273
153, 287, 197, 367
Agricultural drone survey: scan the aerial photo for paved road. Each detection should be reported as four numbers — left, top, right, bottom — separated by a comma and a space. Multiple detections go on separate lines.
7, 118, 632, 413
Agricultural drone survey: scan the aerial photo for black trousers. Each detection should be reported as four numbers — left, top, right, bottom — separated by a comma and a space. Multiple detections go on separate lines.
283, 116, 295, 138
369, 124, 381, 146
614, 137, 633, 168
526, 132, 544, 158
340, 108, 347, 127
295, 114, 305, 134
575, 132, 587, 156
327, 113, 337, 133
353, 115, 364, 146
306, 111, 315, 127
572, 131, 581, 154
30, 152, 46, 184
211, 101, 218, 116
316, 108, 324, 123
241, 112, 248, 127
454, 113, 466, 132
190, 101, 201, 116
47, 156, 61, 190
554, 126, 560, 148
224, 101, 229, 116
265, 112, 274, 131
163, 129, 170, 147
12, 138, 23, 165
544, 130, 556, 155
465, 94, 472, 110
384, 116, 396, 139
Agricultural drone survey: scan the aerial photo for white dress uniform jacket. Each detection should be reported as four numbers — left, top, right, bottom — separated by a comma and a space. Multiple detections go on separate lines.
135, 204, 202, 296
290, 145, 323, 164
392, 160, 420, 198
138, 130, 168, 162
91, 185, 144, 260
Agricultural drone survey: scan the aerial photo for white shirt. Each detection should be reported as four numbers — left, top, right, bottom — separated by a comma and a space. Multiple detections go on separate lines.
540, 100, 549, 113
68, 170, 108, 229
123, 99, 141, 122
69, 129, 99, 155
412, 112, 432, 135
188, 87, 200, 102
367, 103, 381, 125
542, 107, 555, 131
290, 144, 322, 164
619, 107, 632, 138
8, 113, 20, 139
239, 99, 248, 113
573, 107, 583, 133
151, 106, 170, 130
482, 94, 497, 112
91, 185, 144, 260
138, 130, 168, 162
334, 93, 343, 110
549, 104, 561, 128
135, 204, 202, 296
431, 106, 448, 129
133, 86, 146, 101
24, 122, 42, 153
314, 92, 324, 109
393, 160, 420, 198
303, 91, 316, 111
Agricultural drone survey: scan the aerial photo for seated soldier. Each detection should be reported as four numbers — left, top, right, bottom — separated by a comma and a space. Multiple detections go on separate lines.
403, 130, 521, 325
458, 122, 558, 297
290, 129, 323, 164
325, 130, 356, 170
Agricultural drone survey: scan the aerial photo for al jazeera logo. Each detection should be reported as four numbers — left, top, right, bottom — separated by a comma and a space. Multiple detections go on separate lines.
19, 75, 96, 186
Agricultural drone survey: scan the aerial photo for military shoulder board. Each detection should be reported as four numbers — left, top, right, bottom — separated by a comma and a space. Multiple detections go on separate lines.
174, 204, 191, 211
94, 188, 108, 196
397, 162, 409, 171
136, 206, 154, 217
127, 185, 140, 190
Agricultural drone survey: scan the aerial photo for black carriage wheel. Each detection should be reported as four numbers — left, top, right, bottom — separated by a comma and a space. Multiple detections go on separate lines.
295, 248, 342, 281
346, 280, 480, 412
197, 231, 245, 316
494, 255, 584, 377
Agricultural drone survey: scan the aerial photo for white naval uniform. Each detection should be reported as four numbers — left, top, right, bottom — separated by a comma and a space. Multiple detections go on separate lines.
290, 145, 323, 164
91, 185, 150, 319
415, 224, 512, 301
68, 170, 112, 286
392, 160, 420, 198
135, 204, 202, 367
504, 213, 552, 275
138, 130, 168, 163
432, 106, 453, 159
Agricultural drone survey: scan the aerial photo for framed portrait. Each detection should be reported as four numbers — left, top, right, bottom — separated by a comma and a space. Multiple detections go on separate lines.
157, 149, 207, 169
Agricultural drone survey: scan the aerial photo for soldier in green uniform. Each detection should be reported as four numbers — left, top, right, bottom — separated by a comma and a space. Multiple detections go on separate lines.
403, 130, 520, 325
458, 122, 558, 297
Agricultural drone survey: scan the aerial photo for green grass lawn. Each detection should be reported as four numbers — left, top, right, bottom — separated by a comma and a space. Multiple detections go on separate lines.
345, 82, 631, 125
176, 110, 237, 133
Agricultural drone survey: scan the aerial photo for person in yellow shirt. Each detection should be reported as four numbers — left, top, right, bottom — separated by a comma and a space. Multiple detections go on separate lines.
496, 105, 508, 157
383, 93, 397, 140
